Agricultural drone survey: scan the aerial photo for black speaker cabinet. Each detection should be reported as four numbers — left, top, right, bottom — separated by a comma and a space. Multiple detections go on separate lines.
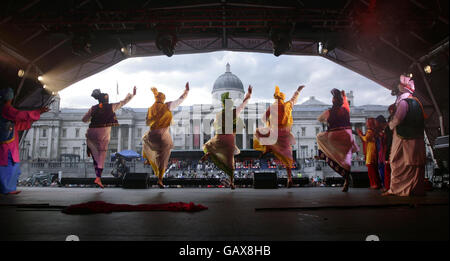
122, 172, 149, 189
253, 171, 278, 189
350, 172, 370, 188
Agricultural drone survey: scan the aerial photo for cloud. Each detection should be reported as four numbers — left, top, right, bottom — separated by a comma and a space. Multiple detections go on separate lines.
59, 51, 394, 109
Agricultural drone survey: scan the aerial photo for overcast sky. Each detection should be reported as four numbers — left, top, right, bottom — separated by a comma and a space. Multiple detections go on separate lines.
59, 51, 395, 108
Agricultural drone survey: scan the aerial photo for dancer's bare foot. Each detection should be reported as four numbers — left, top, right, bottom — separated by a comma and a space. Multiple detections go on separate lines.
342, 177, 349, 192
230, 183, 235, 190
157, 180, 164, 189
381, 191, 394, 196
94, 177, 104, 189
8, 190, 21, 195
286, 178, 293, 188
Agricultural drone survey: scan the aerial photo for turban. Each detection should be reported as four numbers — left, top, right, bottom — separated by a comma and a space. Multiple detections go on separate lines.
399, 74, 415, 94
151, 87, 166, 103
273, 86, 285, 101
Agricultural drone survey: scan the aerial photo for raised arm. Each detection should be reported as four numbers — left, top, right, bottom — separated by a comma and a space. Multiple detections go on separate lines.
236, 85, 252, 116
168, 82, 190, 110
112, 86, 137, 112
341, 90, 350, 112
2, 105, 42, 131
288, 85, 305, 105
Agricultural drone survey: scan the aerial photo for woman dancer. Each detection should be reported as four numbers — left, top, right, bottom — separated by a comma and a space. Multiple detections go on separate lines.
142, 83, 189, 188
82, 86, 136, 188
0, 87, 48, 194
201, 86, 252, 190
253, 85, 305, 188
383, 104, 395, 191
316, 89, 359, 192
357, 118, 381, 189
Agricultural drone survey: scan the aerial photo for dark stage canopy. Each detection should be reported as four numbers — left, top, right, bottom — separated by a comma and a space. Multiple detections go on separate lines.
0, 0, 448, 145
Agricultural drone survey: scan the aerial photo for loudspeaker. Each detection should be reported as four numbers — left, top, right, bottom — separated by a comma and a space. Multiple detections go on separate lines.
253, 171, 278, 189
350, 172, 370, 188
122, 172, 149, 189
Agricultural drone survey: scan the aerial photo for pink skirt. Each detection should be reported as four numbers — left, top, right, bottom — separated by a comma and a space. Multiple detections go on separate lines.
86, 127, 111, 169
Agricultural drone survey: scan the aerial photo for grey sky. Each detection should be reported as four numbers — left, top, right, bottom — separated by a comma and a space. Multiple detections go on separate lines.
59, 51, 395, 108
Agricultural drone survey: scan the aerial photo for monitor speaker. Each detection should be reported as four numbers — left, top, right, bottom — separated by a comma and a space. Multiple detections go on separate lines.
350, 172, 370, 188
253, 171, 278, 189
122, 172, 149, 189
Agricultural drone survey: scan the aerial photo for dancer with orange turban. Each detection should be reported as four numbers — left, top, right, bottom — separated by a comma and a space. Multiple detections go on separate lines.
82, 86, 136, 188
201, 86, 252, 190
253, 85, 305, 188
316, 89, 359, 192
142, 83, 189, 188
357, 118, 381, 189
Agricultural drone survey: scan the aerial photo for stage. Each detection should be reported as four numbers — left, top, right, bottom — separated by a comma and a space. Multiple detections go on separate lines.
0, 187, 448, 241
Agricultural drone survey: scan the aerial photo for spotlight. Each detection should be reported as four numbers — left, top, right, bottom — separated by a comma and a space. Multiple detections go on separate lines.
322, 48, 328, 54
156, 32, 177, 57
120, 47, 127, 53
18, 69, 25, 78
38, 76, 44, 81
269, 26, 293, 57
43, 84, 47, 89
424, 65, 432, 74
407, 73, 413, 78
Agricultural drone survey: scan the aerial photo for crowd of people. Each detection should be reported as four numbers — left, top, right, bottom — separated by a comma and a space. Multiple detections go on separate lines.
1, 73, 428, 197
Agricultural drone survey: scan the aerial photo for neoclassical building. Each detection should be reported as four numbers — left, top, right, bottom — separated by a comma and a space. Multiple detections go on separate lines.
21, 64, 389, 163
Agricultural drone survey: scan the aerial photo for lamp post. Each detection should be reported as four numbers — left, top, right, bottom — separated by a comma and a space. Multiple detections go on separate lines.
82, 141, 86, 178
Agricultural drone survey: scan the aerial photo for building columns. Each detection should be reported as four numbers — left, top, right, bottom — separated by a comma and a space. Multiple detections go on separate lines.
128, 125, 132, 150
118, 127, 122, 152
200, 120, 204, 148
47, 126, 52, 159
28, 127, 34, 159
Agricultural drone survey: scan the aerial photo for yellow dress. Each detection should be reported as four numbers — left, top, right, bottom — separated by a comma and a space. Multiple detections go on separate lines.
142, 89, 188, 179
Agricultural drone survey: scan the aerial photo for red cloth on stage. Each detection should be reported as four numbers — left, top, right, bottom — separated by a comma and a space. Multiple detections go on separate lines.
62, 201, 208, 214
367, 164, 381, 189
384, 163, 391, 190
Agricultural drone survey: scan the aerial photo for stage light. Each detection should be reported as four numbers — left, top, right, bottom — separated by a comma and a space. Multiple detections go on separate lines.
38, 76, 44, 81
424, 65, 432, 74
156, 32, 177, 57
322, 48, 328, 54
18, 69, 25, 78
407, 73, 413, 78
269, 27, 292, 57
43, 85, 47, 89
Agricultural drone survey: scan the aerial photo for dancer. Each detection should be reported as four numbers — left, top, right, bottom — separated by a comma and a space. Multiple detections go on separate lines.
82, 86, 136, 188
382, 74, 426, 196
357, 118, 381, 189
253, 85, 305, 188
142, 83, 189, 188
1, 87, 48, 195
375, 115, 388, 190
383, 104, 395, 191
202, 86, 252, 190
316, 89, 359, 192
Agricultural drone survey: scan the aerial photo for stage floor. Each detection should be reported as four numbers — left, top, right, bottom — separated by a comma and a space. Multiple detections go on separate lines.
0, 187, 448, 241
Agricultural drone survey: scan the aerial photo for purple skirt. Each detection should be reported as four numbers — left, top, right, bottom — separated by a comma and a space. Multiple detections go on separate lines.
0, 151, 21, 194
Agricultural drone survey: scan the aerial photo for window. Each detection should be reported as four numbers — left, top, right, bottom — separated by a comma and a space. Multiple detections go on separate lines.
75, 128, 80, 138
112, 127, 118, 138
301, 127, 306, 136
62, 128, 67, 138
73, 147, 80, 156
39, 147, 47, 157
42, 128, 47, 138
60, 147, 67, 155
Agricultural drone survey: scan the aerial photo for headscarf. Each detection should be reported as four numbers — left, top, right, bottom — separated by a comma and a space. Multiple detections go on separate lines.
221, 92, 233, 108
147, 87, 172, 130
330, 88, 343, 109
399, 74, 415, 94
273, 86, 285, 101
91, 89, 109, 108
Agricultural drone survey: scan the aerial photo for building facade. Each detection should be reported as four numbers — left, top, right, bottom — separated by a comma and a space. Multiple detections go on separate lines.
21, 64, 390, 164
